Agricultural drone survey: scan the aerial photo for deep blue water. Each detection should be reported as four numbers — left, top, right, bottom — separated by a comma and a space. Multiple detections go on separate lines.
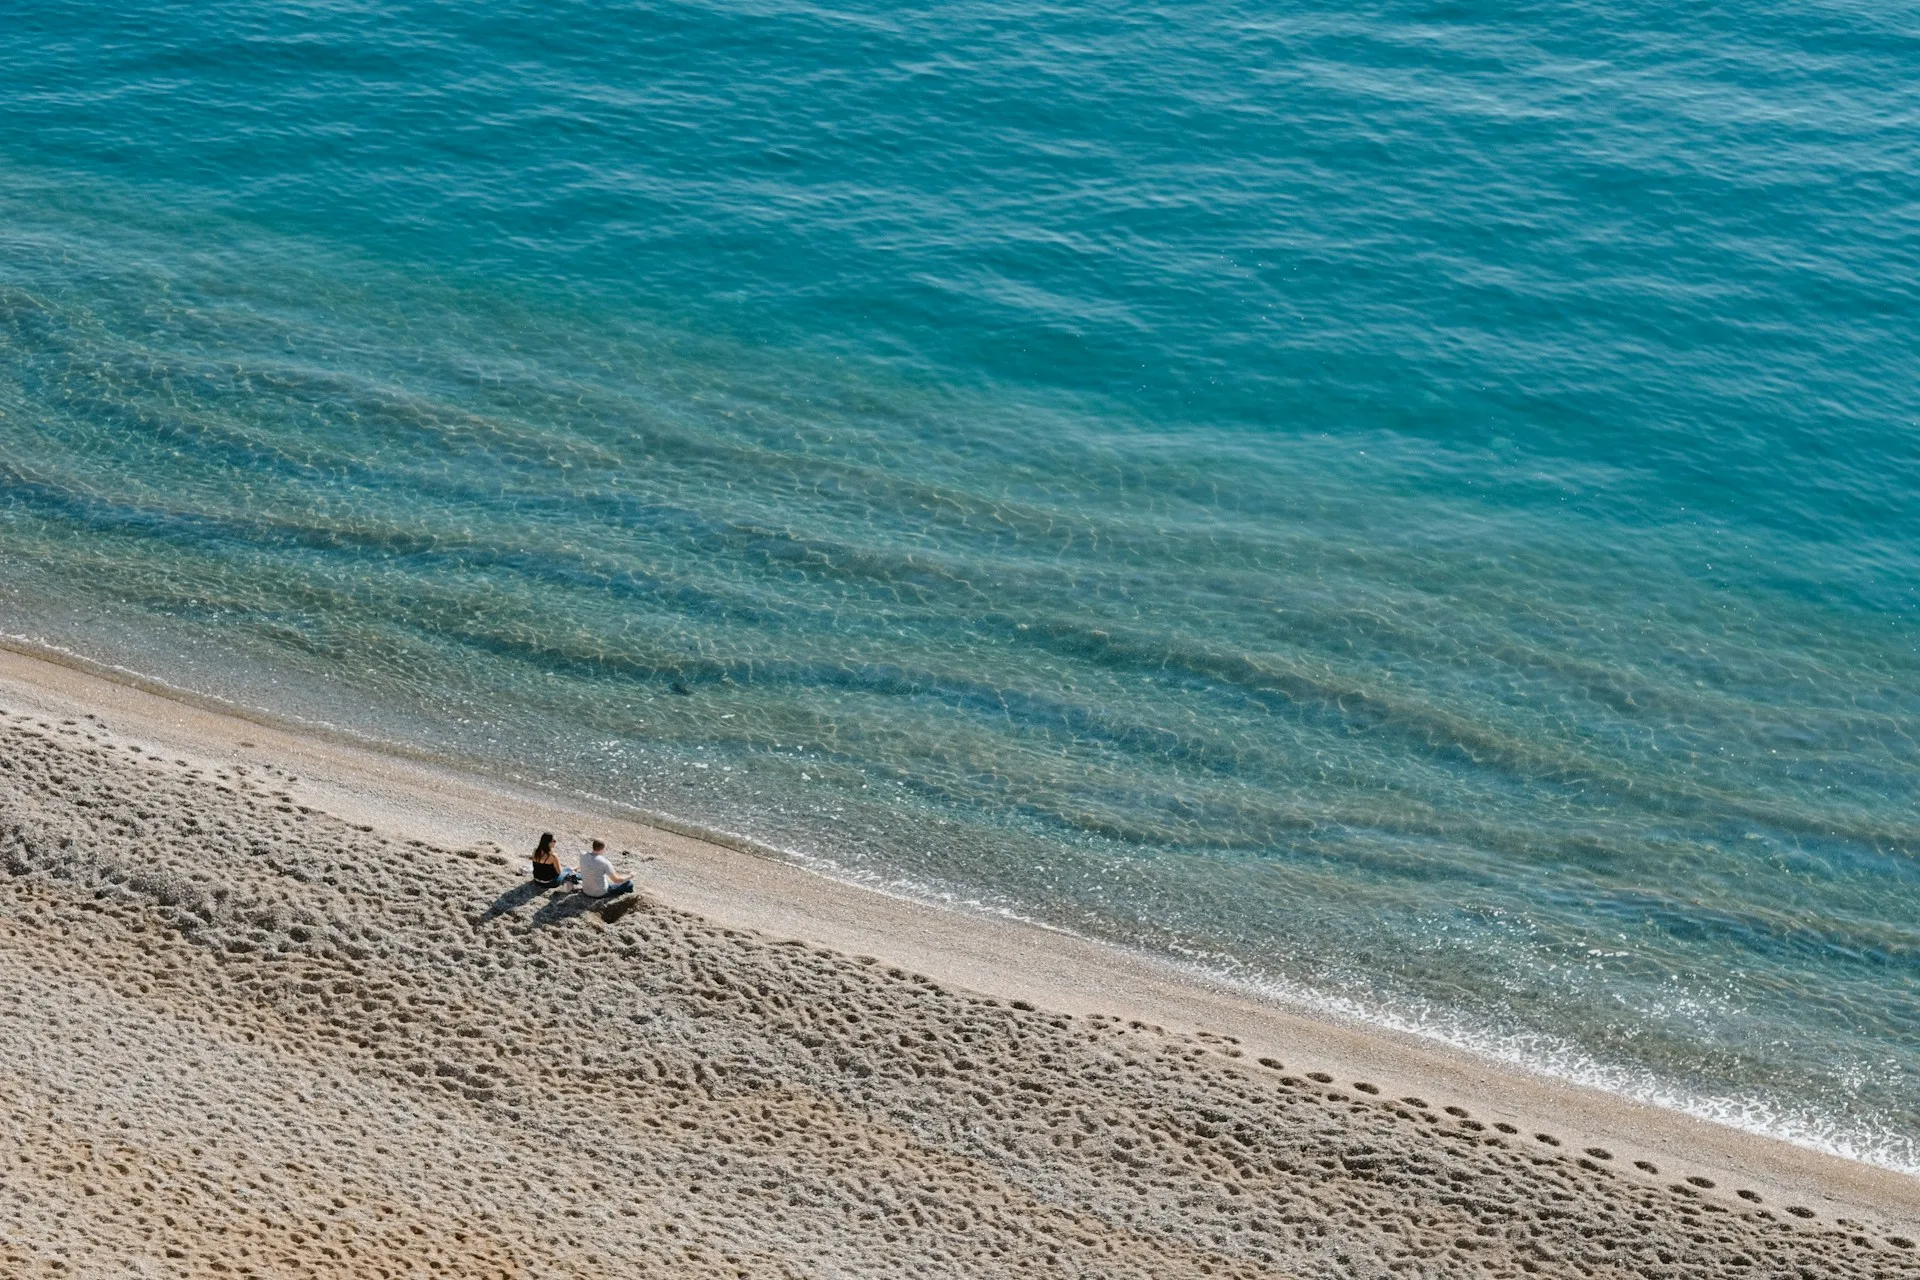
2, 0, 1916, 1168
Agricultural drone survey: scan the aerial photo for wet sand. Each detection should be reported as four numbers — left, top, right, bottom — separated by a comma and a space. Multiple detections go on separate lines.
0, 643, 1915, 1278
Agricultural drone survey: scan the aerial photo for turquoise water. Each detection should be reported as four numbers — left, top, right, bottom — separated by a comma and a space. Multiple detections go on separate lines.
2, 0, 1917, 1168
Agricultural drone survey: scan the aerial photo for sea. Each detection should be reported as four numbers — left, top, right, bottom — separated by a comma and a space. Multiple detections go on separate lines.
1, 0, 1915, 1171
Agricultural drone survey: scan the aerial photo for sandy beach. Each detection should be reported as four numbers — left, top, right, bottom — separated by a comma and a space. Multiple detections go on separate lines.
0, 641, 1915, 1279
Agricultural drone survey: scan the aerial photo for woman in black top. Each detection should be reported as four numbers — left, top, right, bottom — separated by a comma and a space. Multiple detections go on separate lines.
530, 831, 579, 885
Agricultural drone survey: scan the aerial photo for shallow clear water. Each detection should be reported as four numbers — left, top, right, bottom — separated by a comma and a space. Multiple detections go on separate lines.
2, 0, 1916, 1168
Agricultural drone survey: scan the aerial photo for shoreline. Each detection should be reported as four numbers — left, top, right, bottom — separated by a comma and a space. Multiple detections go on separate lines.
1, 638, 1916, 1274
2, 639, 1915, 1221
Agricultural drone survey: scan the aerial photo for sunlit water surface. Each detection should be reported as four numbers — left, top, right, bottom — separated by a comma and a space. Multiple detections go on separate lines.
1, 0, 1916, 1169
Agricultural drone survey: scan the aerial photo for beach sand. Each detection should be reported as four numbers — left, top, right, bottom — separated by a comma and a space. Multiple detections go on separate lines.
0, 643, 1915, 1279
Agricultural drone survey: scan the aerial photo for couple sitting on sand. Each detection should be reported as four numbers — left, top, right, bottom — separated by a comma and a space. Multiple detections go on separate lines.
529, 832, 634, 900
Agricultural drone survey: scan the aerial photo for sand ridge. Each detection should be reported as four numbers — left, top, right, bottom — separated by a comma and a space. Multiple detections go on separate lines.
1, 706, 1916, 1278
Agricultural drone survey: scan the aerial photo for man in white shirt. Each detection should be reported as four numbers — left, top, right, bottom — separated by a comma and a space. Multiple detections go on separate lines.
578, 839, 633, 900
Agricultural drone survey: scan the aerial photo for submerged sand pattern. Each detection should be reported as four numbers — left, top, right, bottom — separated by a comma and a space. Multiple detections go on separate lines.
1, 713, 1914, 1279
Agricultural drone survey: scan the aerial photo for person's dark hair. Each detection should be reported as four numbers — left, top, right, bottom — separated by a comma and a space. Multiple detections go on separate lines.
591, 838, 606, 852
533, 832, 555, 860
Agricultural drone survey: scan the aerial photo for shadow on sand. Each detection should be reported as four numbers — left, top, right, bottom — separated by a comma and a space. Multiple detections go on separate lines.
480, 879, 640, 929
479, 879, 557, 924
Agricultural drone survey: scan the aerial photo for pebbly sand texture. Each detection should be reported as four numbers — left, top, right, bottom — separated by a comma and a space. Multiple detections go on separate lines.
2, 709, 1918, 1279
